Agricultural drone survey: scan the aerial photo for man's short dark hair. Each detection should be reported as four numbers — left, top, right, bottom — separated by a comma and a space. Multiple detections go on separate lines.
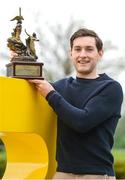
70, 28, 103, 52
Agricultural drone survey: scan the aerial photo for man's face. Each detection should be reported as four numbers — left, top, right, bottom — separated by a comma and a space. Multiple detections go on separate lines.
70, 36, 103, 78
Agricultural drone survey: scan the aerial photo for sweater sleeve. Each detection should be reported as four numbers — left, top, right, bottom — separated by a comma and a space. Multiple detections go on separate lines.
46, 82, 123, 133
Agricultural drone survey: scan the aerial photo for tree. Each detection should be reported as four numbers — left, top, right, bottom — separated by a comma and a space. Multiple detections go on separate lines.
35, 16, 85, 80
34, 16, 125, 81
114, 115, 125, 148
98, 40, 125, 78
1, 13, 125, 82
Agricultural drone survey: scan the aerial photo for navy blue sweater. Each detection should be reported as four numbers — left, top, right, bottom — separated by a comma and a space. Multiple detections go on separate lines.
46, 73, 123, 176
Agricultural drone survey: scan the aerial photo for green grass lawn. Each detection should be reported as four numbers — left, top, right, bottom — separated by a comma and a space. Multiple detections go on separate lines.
112, 148, 125, 161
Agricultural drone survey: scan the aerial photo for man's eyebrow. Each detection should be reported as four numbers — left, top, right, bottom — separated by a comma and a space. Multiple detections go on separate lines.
85, 45, 94, 48
73, 45, 94, 48
73, 45, 81, 48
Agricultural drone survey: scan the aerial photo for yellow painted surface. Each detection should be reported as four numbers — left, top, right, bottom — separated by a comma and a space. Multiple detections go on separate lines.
0, 77, 57, 179
1, 132, 48, 179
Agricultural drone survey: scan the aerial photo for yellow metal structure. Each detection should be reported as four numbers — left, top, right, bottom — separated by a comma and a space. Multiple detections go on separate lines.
0, 77, 57, 179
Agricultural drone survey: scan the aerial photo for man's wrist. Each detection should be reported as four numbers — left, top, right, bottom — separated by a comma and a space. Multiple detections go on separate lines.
46, 90, 56, 100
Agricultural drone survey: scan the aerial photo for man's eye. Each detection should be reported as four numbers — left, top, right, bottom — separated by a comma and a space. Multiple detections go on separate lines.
74, 48, 81, 51
87, 48, 93, 51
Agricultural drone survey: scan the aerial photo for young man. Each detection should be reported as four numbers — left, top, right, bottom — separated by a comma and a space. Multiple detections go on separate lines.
29, 28, 123, 179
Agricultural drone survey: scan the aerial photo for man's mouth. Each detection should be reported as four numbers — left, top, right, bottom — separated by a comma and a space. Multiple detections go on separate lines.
78, 60, 90, 64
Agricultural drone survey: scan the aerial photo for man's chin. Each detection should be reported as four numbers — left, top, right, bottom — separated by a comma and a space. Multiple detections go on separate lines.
77, 69, 91, 75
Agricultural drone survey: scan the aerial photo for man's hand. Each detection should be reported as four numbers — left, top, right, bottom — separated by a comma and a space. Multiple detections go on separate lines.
28, 79, 55, 98
9, 50, 18, 60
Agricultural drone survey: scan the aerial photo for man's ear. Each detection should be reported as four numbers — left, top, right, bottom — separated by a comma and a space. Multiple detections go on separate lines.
99, 49, 104, 58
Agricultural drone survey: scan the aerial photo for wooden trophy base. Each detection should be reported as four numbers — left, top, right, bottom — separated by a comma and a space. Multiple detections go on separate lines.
6, 61, 44, 79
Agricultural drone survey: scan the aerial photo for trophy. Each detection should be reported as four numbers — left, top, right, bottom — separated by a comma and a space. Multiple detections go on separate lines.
6, 8, 44, 79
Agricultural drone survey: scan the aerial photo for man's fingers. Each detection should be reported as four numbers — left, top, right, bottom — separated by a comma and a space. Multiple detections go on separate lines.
28, 79, 43, 84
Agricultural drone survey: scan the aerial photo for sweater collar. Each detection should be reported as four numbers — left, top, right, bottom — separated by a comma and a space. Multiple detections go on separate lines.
76, 73, 107, 82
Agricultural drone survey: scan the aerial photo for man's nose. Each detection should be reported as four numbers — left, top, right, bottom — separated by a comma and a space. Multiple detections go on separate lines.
79, 49, 87, 57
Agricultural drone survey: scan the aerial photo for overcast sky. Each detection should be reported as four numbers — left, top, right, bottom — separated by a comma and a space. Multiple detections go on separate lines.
1, 0, 125, 51
0, 0, 125, 88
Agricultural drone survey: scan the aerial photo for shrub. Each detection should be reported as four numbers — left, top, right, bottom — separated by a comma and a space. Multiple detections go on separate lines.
114, 160, 125, 179
113, 149, 125, 179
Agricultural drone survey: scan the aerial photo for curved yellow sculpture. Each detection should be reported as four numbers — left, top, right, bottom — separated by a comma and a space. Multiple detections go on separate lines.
1, 132, 48, 179
0, 77, 57, 179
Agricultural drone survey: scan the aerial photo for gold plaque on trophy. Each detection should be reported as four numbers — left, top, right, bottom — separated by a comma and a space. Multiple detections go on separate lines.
6, 8, 44, 79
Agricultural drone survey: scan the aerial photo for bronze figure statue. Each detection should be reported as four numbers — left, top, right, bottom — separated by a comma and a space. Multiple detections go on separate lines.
6, 8, 44, 79
7, 7, 26, 58
7, 7, 39, 61
25, 30, 39, 60
10, 7, 24, 41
